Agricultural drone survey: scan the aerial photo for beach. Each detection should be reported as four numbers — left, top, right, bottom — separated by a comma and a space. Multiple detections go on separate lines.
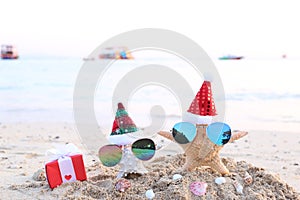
1, 57, 300, 199
2, 0, 300, 198
0, 122, 300, 199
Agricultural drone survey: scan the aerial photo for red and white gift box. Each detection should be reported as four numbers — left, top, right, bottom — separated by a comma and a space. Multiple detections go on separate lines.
45, 143, 87, 189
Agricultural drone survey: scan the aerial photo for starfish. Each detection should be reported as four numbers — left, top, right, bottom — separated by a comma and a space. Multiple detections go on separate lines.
158, 124, 248, 175
116, 146, 148, 179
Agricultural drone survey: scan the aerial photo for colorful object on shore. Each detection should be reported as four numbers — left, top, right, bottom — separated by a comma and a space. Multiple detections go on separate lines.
1, 45, 19, 59
183, 81, 216, 125
172, 122, 196, 144
243, 171, 253, 185
158, 79, 248, 175
45, 143, 87, 189
233, 180, 244, 194
189, 181, 207, 196
159, 124, 247, 175
172, 174, 183, 181
172, 122, 232, 146
99, 138, 155, 166
101, 102, 157, 178
131, 138, 156, 161
98, 145, 123, 167
187, 81, 217, 116
218, 55, 244, 60
215, 177, 226, 185
115, 178, 131, 192
145, 189, 155, 199
99, 46, 134, 60
206, 122, 231, 146
108, 103, 140, 145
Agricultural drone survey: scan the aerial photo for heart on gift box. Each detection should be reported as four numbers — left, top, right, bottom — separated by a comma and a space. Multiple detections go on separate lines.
64, 175, 72, 180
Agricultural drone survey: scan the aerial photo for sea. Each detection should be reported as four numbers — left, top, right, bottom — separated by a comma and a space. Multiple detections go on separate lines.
1, 52, 300, 134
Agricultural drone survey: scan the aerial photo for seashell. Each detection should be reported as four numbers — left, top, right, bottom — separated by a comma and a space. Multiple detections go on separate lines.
172, 174, 182, 180
233, 180, 243, 194
117, 146, 148, 178
145, 189, 155, 199
189, 181, 208, 196
115, 178, 131, 192
159, 125, 248, 175
215, 177, 226, 185
32, 169, 46, 181
243, 171, 253, 185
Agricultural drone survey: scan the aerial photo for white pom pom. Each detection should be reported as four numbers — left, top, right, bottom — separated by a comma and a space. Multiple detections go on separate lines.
203, 73, 214, 82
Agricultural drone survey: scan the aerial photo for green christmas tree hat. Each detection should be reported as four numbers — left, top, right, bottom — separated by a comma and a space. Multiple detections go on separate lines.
108, 103, 140, 145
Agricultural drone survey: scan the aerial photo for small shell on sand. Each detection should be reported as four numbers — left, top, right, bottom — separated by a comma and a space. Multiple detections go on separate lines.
115, 179, 131, 192
172, 174, 182, 180
233, 180, 243, 194
145, 189, 155, 199
215, 177, 226, 185
189, 181, 207, 196
32, 169, 46, 181
244, 171, 253, 185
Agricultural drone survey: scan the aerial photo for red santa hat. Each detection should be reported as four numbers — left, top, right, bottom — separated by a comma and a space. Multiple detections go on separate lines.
183, 81, 217, 124
108, 103, 142, 145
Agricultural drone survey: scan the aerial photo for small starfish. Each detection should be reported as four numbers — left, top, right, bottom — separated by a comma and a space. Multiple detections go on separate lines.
117, 146, 148, 178
158, 124, 248, 175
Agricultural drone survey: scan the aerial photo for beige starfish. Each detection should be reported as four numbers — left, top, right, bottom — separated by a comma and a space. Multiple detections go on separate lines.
158, 124, 248, 175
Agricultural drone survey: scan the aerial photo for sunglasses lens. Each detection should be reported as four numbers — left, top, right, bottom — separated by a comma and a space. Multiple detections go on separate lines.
172, 122, 196, 144
132, 139, 155, 161
206, 122, 231, 146
98, 145, 122, 167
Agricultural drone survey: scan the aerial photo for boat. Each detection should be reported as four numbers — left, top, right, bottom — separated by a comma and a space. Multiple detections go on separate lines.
1, 45, 19, 59
219, 55, 244, 60
83, 57, 95, 61
99, 46, 133, 60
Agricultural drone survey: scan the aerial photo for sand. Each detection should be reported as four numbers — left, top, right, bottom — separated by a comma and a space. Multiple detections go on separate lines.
0, 122, 300, 199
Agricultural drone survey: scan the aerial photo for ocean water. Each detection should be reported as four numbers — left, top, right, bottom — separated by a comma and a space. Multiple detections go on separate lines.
1, 54, 300, 133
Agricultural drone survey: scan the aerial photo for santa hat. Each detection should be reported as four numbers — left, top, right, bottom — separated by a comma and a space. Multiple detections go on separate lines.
108, 103, 142, 145
183, 81, 217, 125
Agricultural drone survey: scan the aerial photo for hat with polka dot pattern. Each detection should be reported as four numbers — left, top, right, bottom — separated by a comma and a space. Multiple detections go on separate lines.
187, 81, 217, 116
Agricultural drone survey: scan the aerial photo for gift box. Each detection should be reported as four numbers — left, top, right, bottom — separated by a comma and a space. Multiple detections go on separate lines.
45, 144, 87, 189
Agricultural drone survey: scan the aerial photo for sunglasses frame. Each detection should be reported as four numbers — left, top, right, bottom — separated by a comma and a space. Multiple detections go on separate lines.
171, 122, 232, 146
99, 138, 156, 167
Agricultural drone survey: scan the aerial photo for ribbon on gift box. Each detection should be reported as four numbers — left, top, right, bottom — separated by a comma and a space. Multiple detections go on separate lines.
46, 143, 81, 184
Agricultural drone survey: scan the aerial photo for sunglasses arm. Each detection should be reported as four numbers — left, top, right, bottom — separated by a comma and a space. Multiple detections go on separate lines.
229, 130, 248, 143
157, 131, 176, 142
123, 142, 161, 151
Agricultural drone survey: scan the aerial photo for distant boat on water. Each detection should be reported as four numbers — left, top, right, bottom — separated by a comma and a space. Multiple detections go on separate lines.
1, 45, 19, 59
99, 46, 133, 60
219, 55, 244, 60
82, 57, 95, 61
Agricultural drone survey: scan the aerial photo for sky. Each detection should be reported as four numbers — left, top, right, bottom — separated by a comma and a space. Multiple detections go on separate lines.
0, 0, 299, 58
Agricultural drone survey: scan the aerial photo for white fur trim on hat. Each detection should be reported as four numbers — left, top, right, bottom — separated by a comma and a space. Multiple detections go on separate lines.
108, 130, 144, 145
182, 112, 213, 125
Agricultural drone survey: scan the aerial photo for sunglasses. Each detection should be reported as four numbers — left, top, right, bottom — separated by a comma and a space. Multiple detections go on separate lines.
98, 138, 156, 167
172, 122, 231, 146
